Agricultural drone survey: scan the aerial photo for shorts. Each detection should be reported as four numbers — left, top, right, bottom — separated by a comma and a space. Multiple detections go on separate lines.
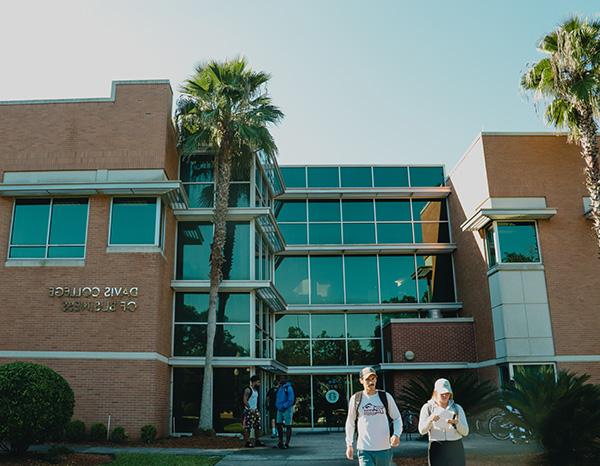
357, 449, 393, 466
242, 408, 261, 432
276, 406, 293, 426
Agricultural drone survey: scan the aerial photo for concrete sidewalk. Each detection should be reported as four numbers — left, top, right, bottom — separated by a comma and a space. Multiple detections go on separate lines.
33, 432, 541, 465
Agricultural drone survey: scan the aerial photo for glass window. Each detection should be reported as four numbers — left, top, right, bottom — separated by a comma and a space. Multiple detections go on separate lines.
312, 375, 348, 427
340, 167, 372, 187
310, 256, 344, 304
416, 254, 456, 302
347, 314, 380, 338
180, 154, 214, 182
376, 223, 413, 243
373, 167, 409, 187
414, 222, 450, 243
409, 166, 445, 187
230, 162, 251, 181
342, 200, 374, 221
308, 200, 340, 222
228, 184, 250, 207
276, 340, 310, 365
281, 167, 306, 188
348, 339, 381, 366
185, 184, 214, 208
412, 200, 448, 222
215, 294, 251, 322
485, 226, 497, 267
9, 198, 88, 259
275, 201, 307, 222
110, 198, 158, 245
176, 222, 213, 280
344, 256, 379, 303
276, 314, 310, 338
312, 340, 346, 365
280, 224, 307, 245
309, 223, 341, 244
275, 256, 309, 304
222, 222, 250, 280
311, 314, 345, 338
375, 200, 411, 221
379, 255, 418, 303
307, 167, 339, 188
343, 223, 375, 244
175, 293, 209, 322
215, 324, 250, 357
174, 325, 206, 356
497, 222, 540, 263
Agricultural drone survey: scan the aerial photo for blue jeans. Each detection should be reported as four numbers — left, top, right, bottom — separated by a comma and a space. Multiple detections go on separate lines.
358, 449, 393, 466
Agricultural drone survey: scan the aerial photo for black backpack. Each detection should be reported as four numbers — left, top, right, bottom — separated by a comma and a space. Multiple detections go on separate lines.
353, 390, 395, 436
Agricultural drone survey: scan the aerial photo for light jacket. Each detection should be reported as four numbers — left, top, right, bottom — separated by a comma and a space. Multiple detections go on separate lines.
418, 399, 469, 441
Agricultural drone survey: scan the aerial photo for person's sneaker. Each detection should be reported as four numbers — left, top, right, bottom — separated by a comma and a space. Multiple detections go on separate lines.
255, 440, 265, 447
276, 443, 285, 449
283, 444, 289, 449
245, 442, 254, 448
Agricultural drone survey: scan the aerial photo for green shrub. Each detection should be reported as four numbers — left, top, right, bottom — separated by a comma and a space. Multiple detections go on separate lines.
0, 362, 75, 453
110, 426, 127, 443
503, 368, 600, 465
89, 423, 108, 441
398, 371, 499, 418
140, 424, 157, 444
64, 420, 86, 442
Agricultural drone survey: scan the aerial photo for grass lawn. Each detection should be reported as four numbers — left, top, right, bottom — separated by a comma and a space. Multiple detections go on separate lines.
109, 453, 222, 465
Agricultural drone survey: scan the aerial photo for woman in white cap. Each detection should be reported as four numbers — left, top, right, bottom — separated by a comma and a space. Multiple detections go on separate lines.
418, 378, 468, 466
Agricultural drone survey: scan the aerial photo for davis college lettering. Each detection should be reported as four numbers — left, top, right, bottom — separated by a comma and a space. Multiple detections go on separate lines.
48, 286, 139, 313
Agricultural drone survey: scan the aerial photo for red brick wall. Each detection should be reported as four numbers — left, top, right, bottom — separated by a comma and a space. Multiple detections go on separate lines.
0, 197, 174, 355
0, 358, 171, 438
0, 82, 178, 180
384, 321, 476, 363
482, 135, 600, 357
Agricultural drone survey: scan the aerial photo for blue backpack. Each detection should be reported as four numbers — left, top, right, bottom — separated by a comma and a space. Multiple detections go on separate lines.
275, 382, 295, 411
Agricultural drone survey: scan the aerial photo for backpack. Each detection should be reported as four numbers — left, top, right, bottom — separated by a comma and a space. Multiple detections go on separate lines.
275, 383, 294, 411
353, 390, 394, 437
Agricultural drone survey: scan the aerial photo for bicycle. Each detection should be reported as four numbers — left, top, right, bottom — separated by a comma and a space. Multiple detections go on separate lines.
488, 405, 532, 444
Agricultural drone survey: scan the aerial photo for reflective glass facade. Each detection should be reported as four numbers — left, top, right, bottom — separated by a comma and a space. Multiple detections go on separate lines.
171, 160, 456, 432
275, 198, 449, 245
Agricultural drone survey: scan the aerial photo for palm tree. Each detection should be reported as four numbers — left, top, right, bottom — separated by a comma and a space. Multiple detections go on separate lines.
521, 16, 600, 251
175, 58, 283, 431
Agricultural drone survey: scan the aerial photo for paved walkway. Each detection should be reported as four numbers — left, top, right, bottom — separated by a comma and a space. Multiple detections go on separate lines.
34, 432, 541, 465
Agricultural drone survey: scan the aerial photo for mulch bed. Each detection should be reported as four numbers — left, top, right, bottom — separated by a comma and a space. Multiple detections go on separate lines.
394, 453, 546, 465
0, 453, 112, 465
54, 434, 242, 450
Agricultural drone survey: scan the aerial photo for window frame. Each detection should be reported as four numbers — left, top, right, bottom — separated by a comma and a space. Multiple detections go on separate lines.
8, 197, 90, 260
108, 196, 162, 247
486, 220, 543, 267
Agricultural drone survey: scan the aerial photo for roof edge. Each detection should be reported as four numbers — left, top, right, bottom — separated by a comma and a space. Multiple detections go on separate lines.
0, 79, 172, 106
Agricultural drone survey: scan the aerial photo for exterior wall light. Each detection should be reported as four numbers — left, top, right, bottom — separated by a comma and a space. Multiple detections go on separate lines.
404, 350, 415, 361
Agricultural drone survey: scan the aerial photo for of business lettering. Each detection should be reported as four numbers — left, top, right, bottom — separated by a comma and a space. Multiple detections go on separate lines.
48, 286, 139, 314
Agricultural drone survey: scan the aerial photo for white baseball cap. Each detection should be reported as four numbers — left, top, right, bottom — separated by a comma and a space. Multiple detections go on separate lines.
359, 367, 377, 379
434, 378, 452, 394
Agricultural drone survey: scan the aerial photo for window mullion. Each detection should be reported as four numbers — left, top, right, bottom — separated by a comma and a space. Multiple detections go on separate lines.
45, 199, 53, 258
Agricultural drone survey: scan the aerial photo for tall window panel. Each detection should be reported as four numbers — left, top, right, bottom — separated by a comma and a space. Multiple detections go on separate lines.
173, 293, 251, 357
9, 198, 88, 259
110, 197, 159, 245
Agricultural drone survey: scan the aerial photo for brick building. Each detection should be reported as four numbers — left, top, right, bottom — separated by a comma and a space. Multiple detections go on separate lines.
0, 81, 598, 436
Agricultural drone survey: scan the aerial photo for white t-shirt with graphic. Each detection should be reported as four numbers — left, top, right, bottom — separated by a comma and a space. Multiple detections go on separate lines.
345, 391, 403, 451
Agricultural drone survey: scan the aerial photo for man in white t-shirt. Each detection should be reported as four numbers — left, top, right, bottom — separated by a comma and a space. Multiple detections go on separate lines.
345, 367, 402, 465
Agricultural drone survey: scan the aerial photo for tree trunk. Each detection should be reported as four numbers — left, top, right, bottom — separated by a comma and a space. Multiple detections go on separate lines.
576, 106, 600, 253
198, 141, 233, 431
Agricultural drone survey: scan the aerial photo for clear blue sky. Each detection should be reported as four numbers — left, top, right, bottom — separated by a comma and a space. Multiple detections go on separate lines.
1, 0, 597, 170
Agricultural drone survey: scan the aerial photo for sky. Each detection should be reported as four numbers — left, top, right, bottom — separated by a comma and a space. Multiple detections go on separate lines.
1, 0, 598, 171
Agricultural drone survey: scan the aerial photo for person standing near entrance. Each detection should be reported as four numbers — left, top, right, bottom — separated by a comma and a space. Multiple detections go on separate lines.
242, 375, 265, 448
345, 367, 402, 465
275, 375, 295, 449
266, 379, 280, 438
418, 378, 468, 466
